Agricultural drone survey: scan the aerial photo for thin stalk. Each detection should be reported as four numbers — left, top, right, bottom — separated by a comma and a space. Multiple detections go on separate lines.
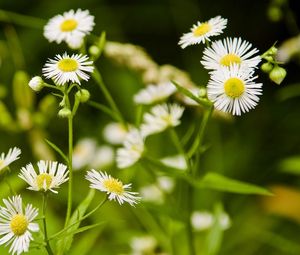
42, 193, 53, 255
186, 185, 196, 255
63, 88, 73, 226
49, 196, 107, 241
92, 68, 126, 128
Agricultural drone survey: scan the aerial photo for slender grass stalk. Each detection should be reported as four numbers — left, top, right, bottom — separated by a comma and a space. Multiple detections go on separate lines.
42, 193, 54, 255
92, 68, 127, 128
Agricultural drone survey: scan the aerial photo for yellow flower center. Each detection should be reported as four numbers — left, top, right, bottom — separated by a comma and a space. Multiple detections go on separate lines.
224, 78, 245, 98
103, 178, 124, 195
220, 54, 241, 67
10, 214, 28, 236
60, 19, 78, 32
58, 58, 78, 72
193, 23, 211, 37
36, 173, 53, 190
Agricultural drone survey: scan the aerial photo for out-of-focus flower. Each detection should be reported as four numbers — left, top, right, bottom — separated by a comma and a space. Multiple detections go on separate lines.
160, 154, 187, 171
130, 235, 158, 255
141, 104, 184, 137
86, 169, 140, 206
103, 122, 129, 145
73, 138, 97, 170
0, 195, 39, 255
139, 184, 164, 204
179, 16, 227, 49
89, 145, 115, 169
0, 147, 21, 173
201, 37, 261, 71
19, 160, 68, 193
207, 64, 262, 116
191, 210, 231, 231
44, 9, 94, 49
276, 35, 300, 63
42, 53, 94, 85
116, 129, 144, 169
133, 82, 176, 105
157, 176, 175, 193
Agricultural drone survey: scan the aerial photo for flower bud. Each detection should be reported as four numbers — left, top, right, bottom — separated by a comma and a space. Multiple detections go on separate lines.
58, 108, 72, 118
29, 76, 44, 92
75, 89, 90, 103
89, 45, 100, 56
261, 62, 273, 73
269, 66, 287, 85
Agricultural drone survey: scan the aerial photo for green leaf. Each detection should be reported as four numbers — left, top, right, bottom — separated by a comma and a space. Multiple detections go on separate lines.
279, 156, 300, 175
56, 189, 95, 255
45, 139, 68, 164
97, 31, 106, 57
195, 173, 273, 195
171, 80, 212, 108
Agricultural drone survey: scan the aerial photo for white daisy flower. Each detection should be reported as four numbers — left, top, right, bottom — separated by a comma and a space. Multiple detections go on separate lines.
133, 82, 176, 105
85, 169, 140, 206
42, 53, 94, 85
130, 236, 157, 254
160, 154, 187, 170
116, 129, 144, 169
44, 9, 95, 49
207, 65, 262, 116
139, 184, 164, 204
19, 160, 68, 193
103, 122, 129, 145
141, 103, 184, 137
0, 195, 39, 255
201, 37, 261, 71
0, 147, 21, 173
179, 16, 227, 49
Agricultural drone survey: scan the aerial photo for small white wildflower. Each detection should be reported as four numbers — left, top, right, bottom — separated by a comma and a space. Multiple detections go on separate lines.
89, 145, 115, 169
19, 160, 68, 193
133, 82, 176, 105
42, 53, 94, 85
157, 176, 175, 193
141, 103, 184, 137
179, 16, 227, 49
86, 169, 140, 206
201, 37, 261, 71
116, 129, 144, 169
0, 147, 21, 173
207, 64, 262, 115
130, 236, 157, 254
0, 195, 39, 255
44, 9, 94, 49
139, 184, 164, 204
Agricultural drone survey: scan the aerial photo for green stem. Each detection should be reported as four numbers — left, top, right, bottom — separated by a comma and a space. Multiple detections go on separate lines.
92, 67, 126, 128
42, 193, 54, 255
63, 87, 74, 227
49, 196, 107, 241
186, 185, 196, 255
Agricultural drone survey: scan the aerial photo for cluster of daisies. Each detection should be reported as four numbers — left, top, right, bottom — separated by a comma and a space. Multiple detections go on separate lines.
179, 16, 263, 115
0, 148, 139, 253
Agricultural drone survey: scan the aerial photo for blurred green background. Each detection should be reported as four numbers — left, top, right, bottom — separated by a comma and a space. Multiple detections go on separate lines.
1, 0, 300, 254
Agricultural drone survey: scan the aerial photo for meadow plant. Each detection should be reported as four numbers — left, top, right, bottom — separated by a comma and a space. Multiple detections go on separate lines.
0, 7, 288, 255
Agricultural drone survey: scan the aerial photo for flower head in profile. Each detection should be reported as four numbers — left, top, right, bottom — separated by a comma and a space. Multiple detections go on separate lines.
133, 82, 176, 105
201, 37, 261, 71
19, 160, 68, 193
0, 195, 39, 255
0, 147, 21, 173
116, 129, 144, 169
73, 138, 97, 170
207, 64, 262, 115
42, 53, 94, 85
141, 103, 184, 137
86, 169, 140, 206
179, 16, 227, 49
44, 9, 94, 49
